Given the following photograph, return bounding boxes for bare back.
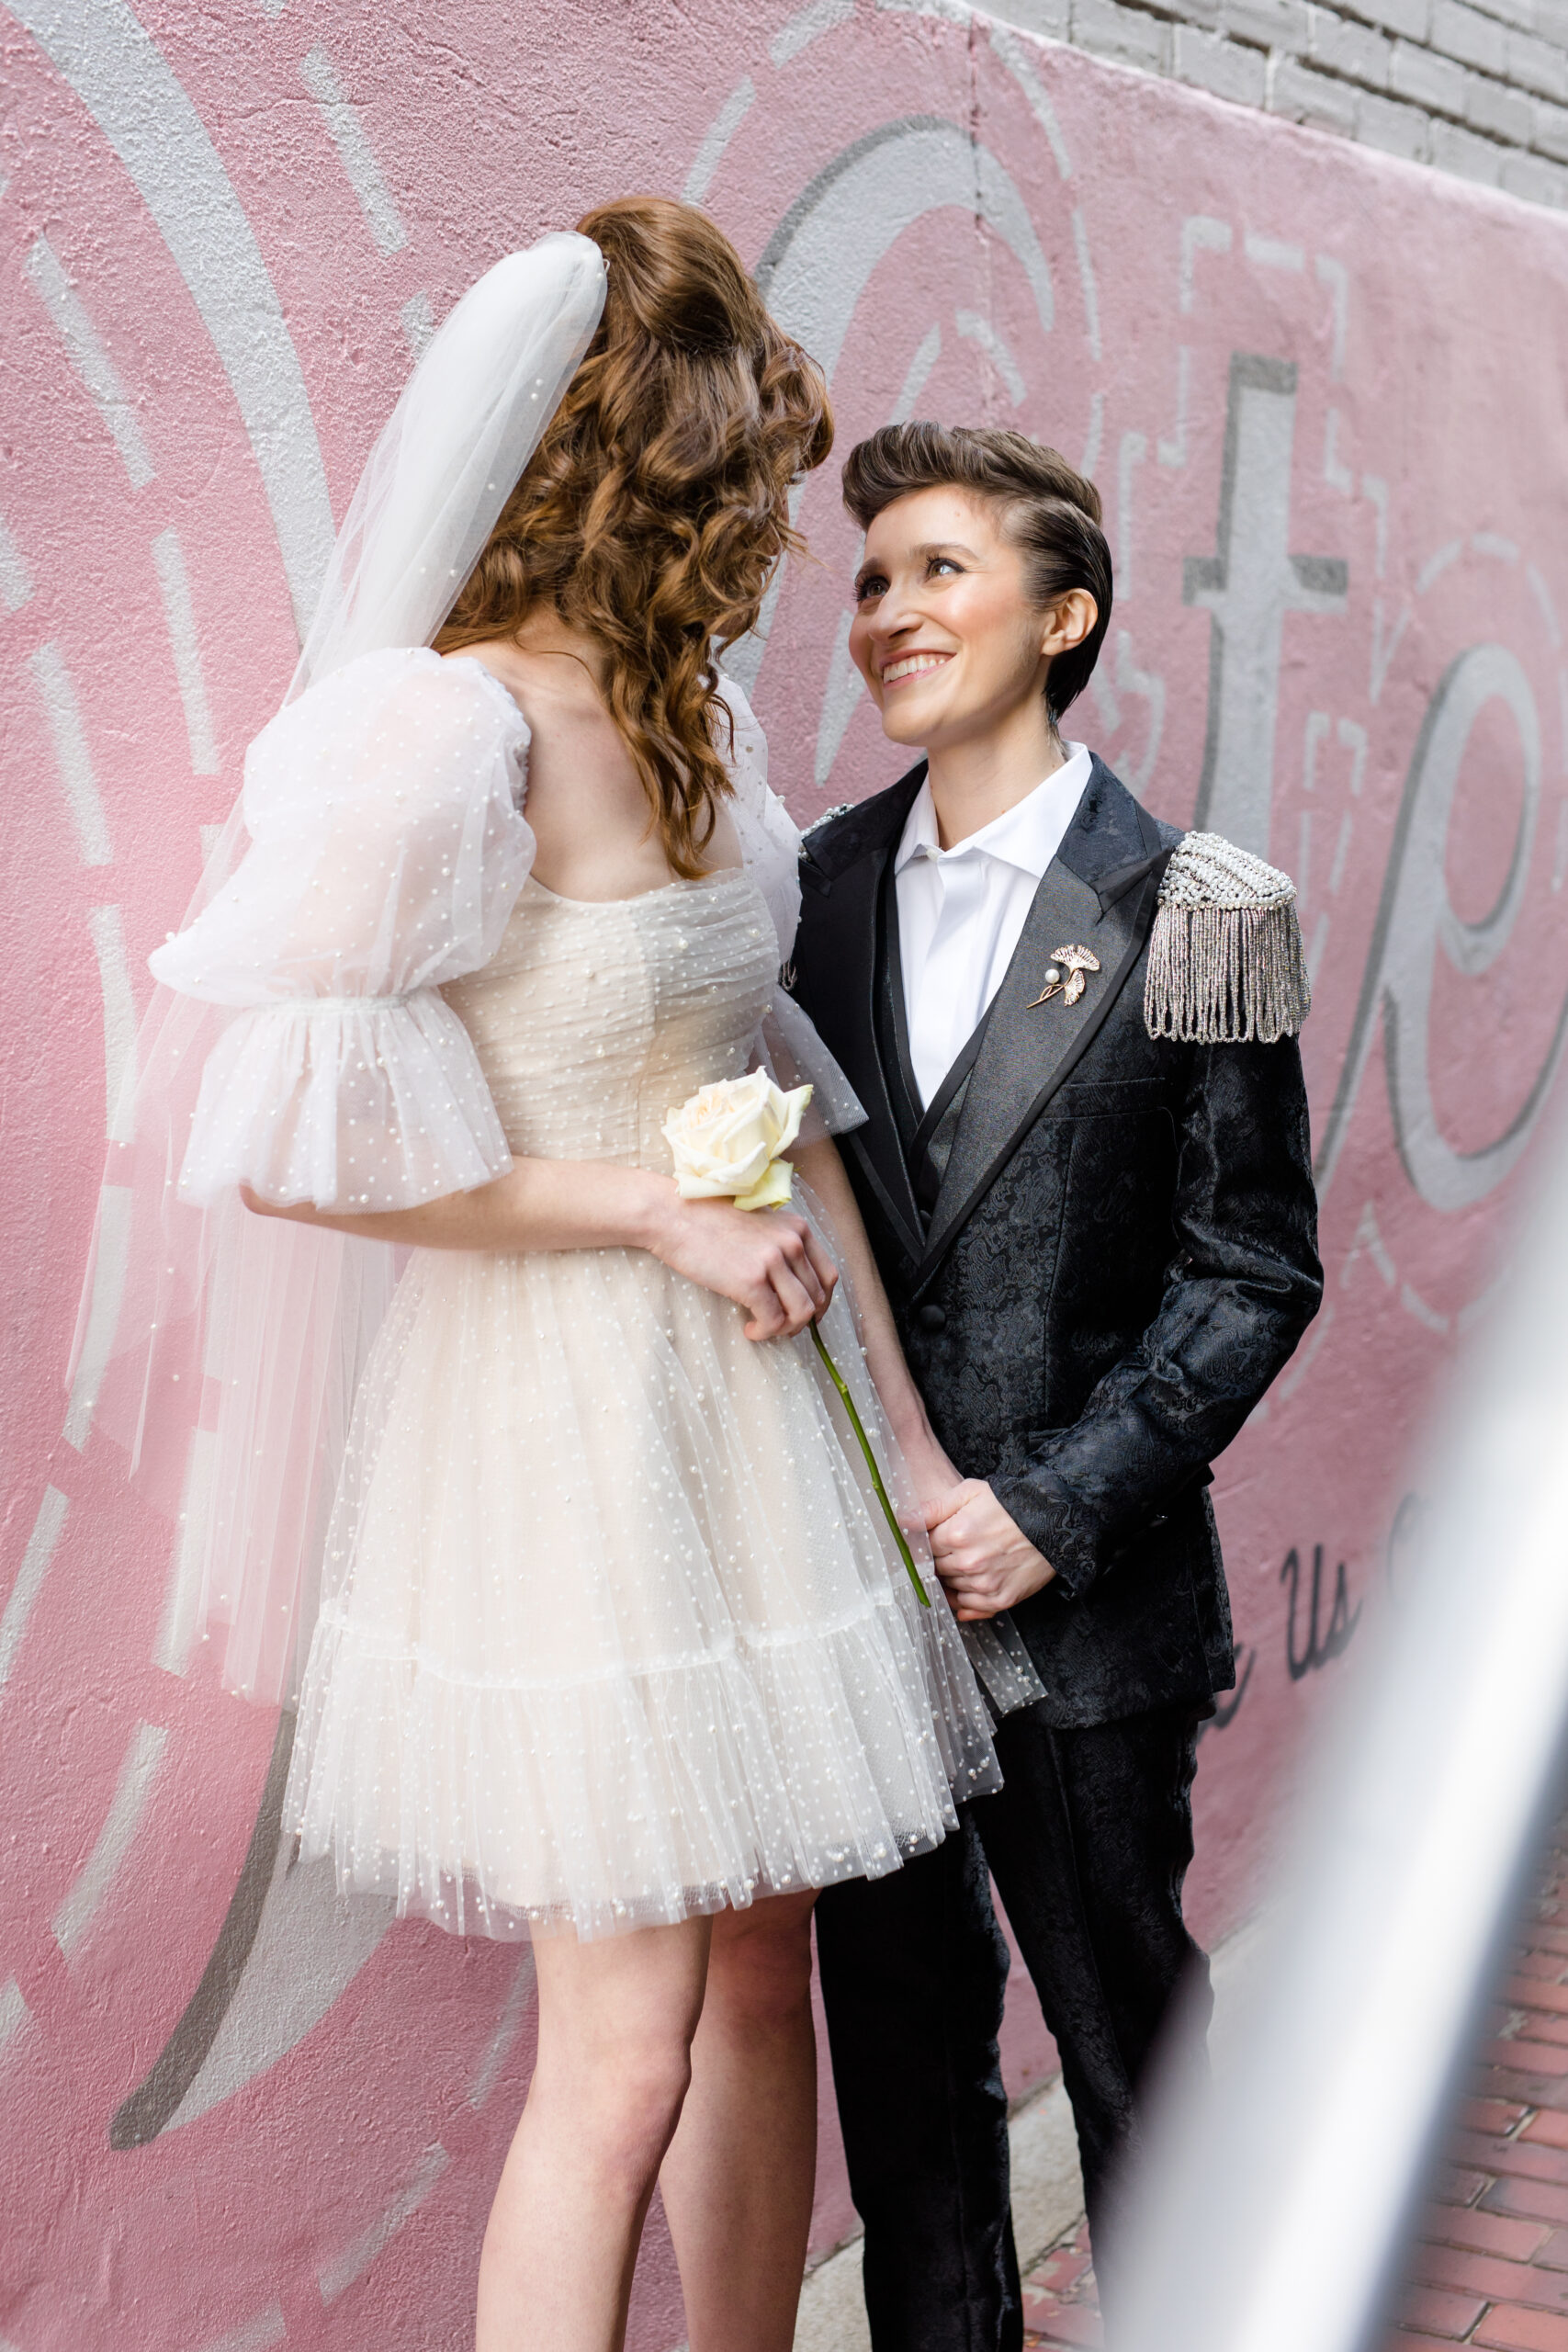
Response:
[453,635,742,902]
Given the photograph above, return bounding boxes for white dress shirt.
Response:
[895,744,1092,1108]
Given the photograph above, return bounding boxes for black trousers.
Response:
[816,1701,1209,2352]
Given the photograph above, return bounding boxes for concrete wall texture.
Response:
[2,2,1567,2346]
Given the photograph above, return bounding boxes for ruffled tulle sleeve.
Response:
[714,672,866,1140]
[151,648,533,1209]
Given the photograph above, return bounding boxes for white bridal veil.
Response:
[72,234,608,1705]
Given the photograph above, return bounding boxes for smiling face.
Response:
[848,484,1096,759]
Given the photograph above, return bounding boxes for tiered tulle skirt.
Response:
[285,1227,1000,1939]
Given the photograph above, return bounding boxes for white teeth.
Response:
[882,653,950,684]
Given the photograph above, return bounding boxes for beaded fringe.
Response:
[1144,831,1312,1045]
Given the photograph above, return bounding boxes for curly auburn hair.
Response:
[434,197,833,876]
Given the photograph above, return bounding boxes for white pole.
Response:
[1115,1103,1568,2352]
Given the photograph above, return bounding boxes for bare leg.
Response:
[659,1889,819,2352]
[476,1915,711,2352]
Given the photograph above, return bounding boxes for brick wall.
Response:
[987,0,1568,205]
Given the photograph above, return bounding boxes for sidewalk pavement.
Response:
[1020,1836,1568,2352]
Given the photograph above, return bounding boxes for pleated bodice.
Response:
[444,870,774,1170]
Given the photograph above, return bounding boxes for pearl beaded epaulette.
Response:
[1145,830,1312,1045]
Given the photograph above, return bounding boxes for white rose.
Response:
[662,1070,813,1212]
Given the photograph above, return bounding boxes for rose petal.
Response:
[734,1159,795,1212]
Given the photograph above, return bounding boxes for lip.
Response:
[878,650,953,690]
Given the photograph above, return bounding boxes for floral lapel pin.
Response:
[1027,944,1100,1010]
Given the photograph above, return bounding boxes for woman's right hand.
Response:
[239,1159,839,1338]
[647,1191,839,1340]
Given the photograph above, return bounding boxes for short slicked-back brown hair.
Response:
[842,422,1111,718]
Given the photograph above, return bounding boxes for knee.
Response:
[611,2045,694,2169]
[547,2031,694,2184]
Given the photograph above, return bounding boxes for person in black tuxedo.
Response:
[793,424,1323,2349]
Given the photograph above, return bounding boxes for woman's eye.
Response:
[929,556,961,579]
[855,576,886,603]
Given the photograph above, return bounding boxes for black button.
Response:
[917,1304,947,1332]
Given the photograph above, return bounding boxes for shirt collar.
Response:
[894,743,1092,877]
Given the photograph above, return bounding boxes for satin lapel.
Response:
[917,781,1162,1283]
[808,796,926,1266]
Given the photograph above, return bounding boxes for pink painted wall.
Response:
[3,2,1567,2345]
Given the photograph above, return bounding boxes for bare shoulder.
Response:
[444,642,634,784]
[450,645,659,895]
[442,640,598,729]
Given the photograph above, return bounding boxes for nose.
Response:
[864,591,919,650]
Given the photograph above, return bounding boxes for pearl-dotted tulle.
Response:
[151,650,861,1210]
[284,872,1002,1939]
[151,649,536,1209]
[105,645,998,1914]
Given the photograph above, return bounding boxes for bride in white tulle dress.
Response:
[86,199,1043,2352]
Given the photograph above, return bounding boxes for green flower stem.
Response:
[808,1322,931,1609]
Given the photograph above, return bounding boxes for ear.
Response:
[1041,588,1099,658]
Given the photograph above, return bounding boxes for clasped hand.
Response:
[649,1190,1055,1615]
[922,1480,1055,1622]
[649,1194,837,1340]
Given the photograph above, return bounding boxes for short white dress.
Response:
[153,647,1003,1940]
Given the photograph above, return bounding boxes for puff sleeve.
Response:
[151,649,534,1210]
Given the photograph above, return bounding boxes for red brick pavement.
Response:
[1021,2215,1102,2350]
[1020,1838,1568,2352]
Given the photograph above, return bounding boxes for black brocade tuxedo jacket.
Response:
[791,756,1324,1730]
